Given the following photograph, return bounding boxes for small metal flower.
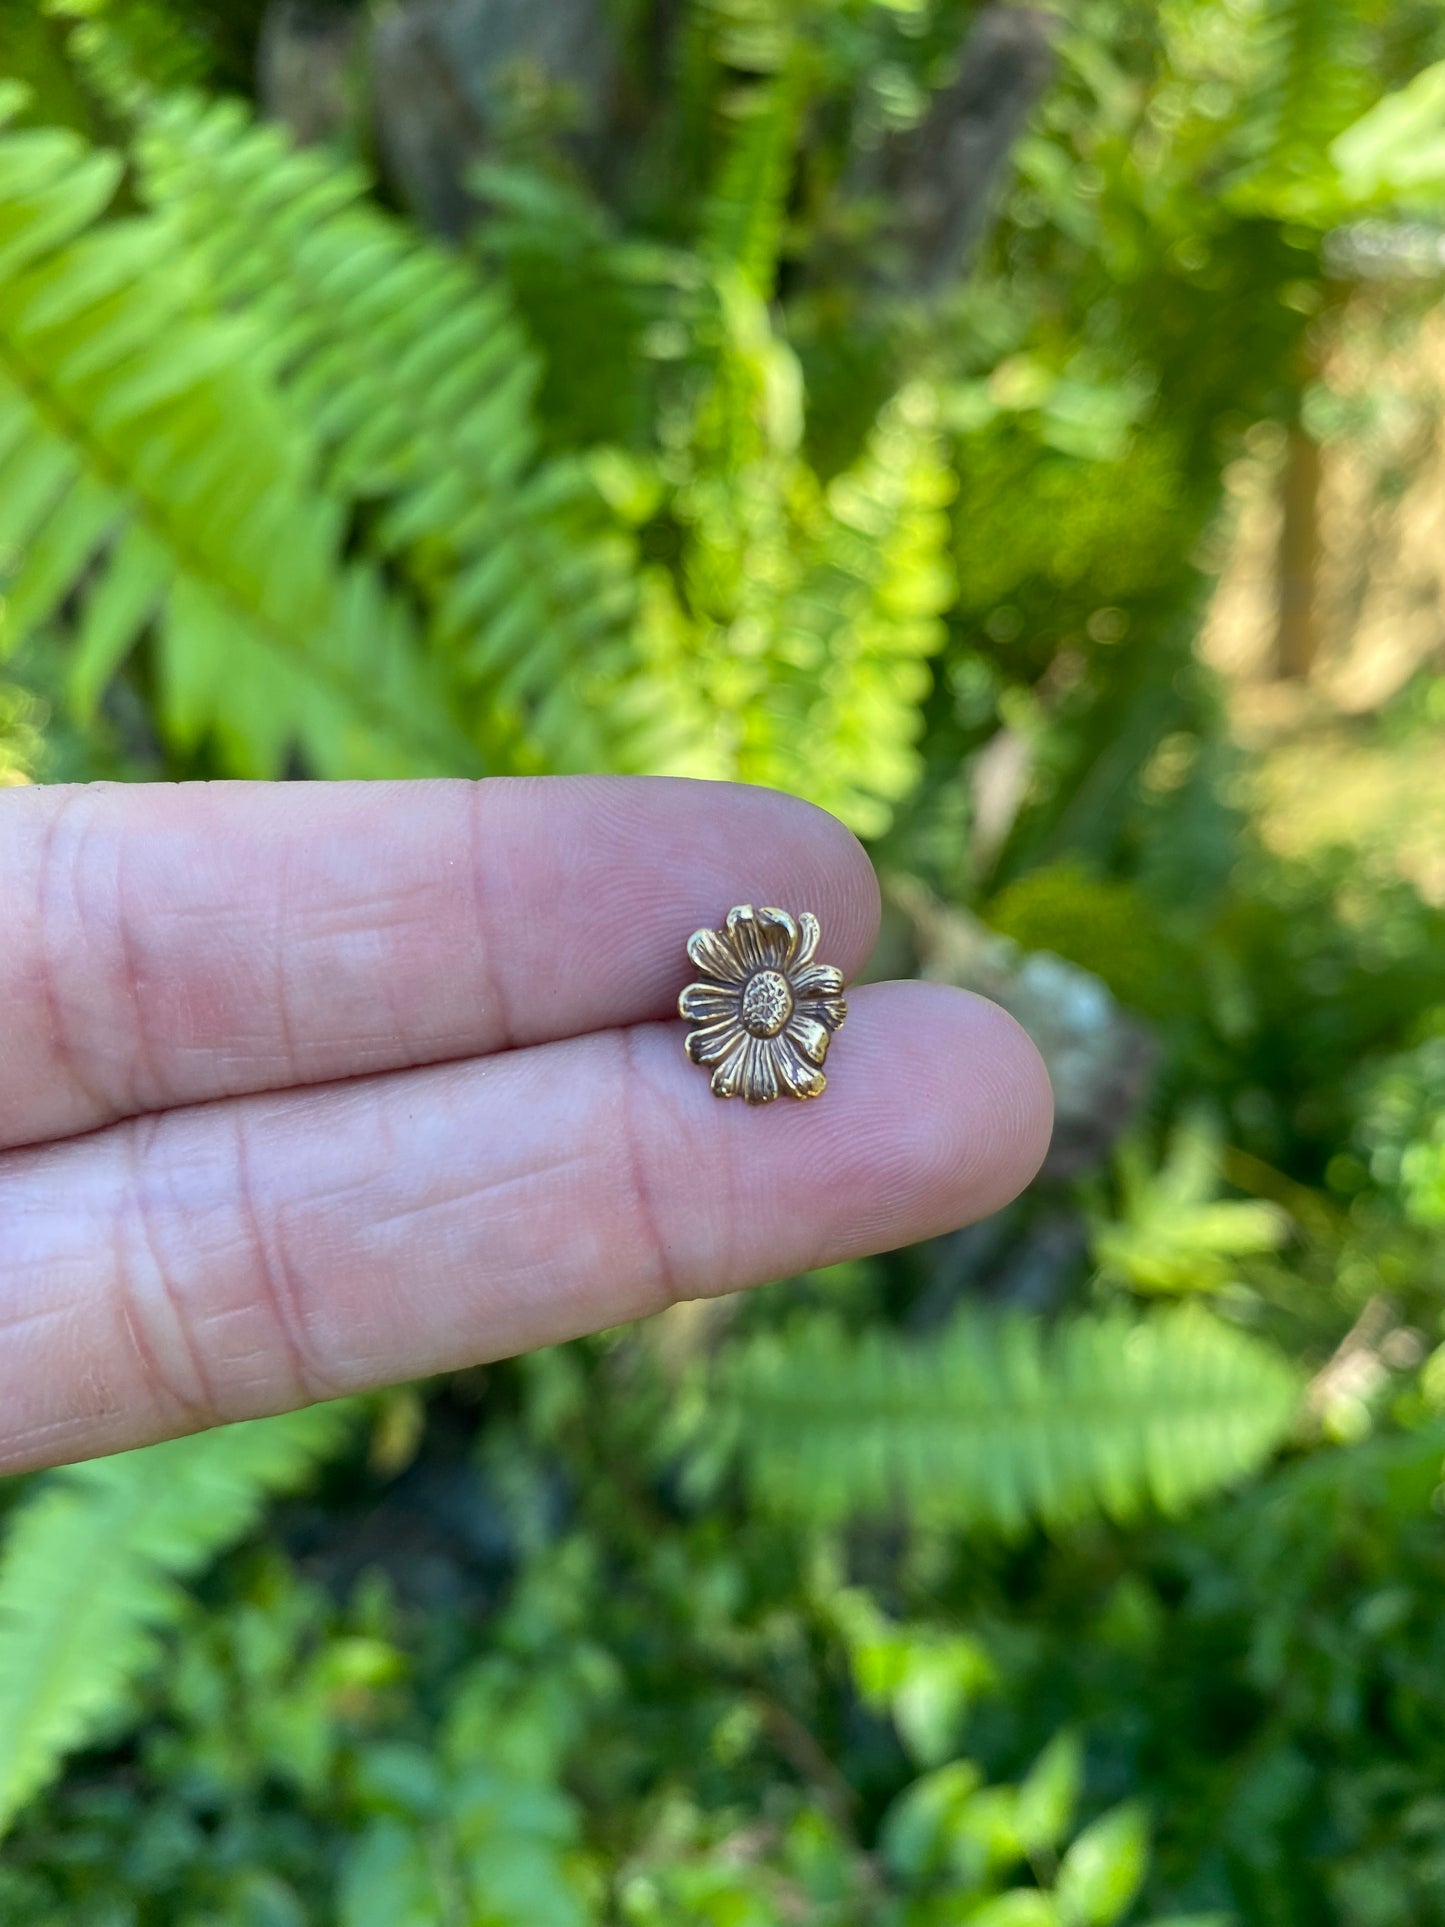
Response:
[679,905,848,1103]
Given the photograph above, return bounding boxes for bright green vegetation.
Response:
[3,2,1445,1921]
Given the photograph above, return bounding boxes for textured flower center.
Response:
[740,969,793,1038]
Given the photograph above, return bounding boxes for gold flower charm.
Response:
[680,905,848,1103]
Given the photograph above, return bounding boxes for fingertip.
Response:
[641,979,1056,1298]
[781,790,883,958]
[939,990,1055,1217]
[805,982,1053,1252]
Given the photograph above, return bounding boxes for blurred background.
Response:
[2,1,1445,1921]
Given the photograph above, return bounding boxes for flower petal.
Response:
[687,926,747,983]
[786,1012,831,1066]
[710,1033,751,1097]
[791,961,844,1001]
[687,1020,744,1067]
[774,1034,827,1099]
[724,905,773,971]
[679,982,740,1024]
[756,906,800,965]
[792,912,821,970]
[742,1037,780,1104]
[796,992,847,1034]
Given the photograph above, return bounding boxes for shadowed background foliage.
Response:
[2,1,1445,1921]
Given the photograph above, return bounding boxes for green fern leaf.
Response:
[1092,1118,1290,1296]
[1223,0,1375,218]
[701,70,805,299]
[780,381,956,835]
[0,109,474,778]
[719,1306,1300,1533]
[127,90,641,774]
[1330,59,1445,210]
[652,378,954,836]
[0,1402,357,1834]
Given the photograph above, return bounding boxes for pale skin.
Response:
[0,777,1054,1476]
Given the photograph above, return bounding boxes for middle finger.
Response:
[2,774,880,1149]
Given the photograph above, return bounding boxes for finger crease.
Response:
[34,789,112,1121]
[231,1108,333,1405]
[617,1028,683,1313]
[114,1117,217,1428]
[467,781,516,1054]
[113,834,163,1114]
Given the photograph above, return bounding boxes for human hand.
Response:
[1,778,1052,1474]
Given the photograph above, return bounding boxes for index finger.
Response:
[0,777,880,1150]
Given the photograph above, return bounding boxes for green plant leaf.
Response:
[0,1403,357,1833]
[1331,60,1445,207]
[879,1759,985,1883]
[968,1895,1061,1927]
[1056,1802,1149,1927]
[127,88,640,776]
[1092,1119,1290,1297]
[719,1306,1301,1533]
[0,114,474,776]
[1017,1729,1085,1857]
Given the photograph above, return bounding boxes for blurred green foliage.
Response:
[3,0,1445,1921]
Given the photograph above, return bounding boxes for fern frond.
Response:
[689,0,795,85]
[128,90,642,773]
[1330,59,1445,211]
[0,98,472,777]
[779,381,956,836]
[701,71,804,299]
[1092,1118,1290,1296]
[655,379,955,837]
[1224,0,1375,218]
[0,1402,357,1833]
[471,161,690,450]
[718,1306,1300,1533]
